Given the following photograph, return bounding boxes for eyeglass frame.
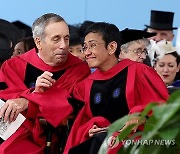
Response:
[128,48,148,56]
[82,41,105,52]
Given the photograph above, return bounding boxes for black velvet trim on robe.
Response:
[0,82,8,90]
[90,68,129,123]
[69,132,107,154]
[24,63,65,88]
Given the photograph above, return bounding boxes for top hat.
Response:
[120,28,156,45]
[145,10,177,30]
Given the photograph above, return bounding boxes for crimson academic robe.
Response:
[0,48,90,154]
[64,59,169,154]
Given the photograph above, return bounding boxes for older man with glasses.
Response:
[119,28,156,63]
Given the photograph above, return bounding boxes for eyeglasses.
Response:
[82,42,104,52]
[129,48,148,56]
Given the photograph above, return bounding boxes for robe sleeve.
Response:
[64,109,110,154]
[126,64,169,113]
[64,78,111,154]
[0,59,28,99]
[72,80,86,101]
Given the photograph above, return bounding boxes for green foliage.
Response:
[99,90,180,154]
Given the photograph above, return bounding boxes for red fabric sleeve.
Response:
[127,64,169,113]
[64,110,110,154]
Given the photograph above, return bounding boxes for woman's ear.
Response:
[108,41,117,55]
[176,63,180,73]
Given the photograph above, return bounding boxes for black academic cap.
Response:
[0,19,22,61]
[0,33,12,61]
[12,20,32,37]
[68,25,83,46]
[69,32,82,46]
[79,20,95,38]
[0,19,22,44]
[120,28,156,45]
[145,10,177,30]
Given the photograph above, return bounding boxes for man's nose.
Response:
[58,40,67,49]
[153,34,162,42]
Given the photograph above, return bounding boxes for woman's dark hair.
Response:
[16,36,36,52]
[161,51,180,81]
[167,51,180,80]
[23,37,36,51]
[168,51,180,65]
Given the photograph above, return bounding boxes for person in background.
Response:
[145,10,177,42]
[12,20,33,38]
[144,10,178,67]
[119,28,156,63]
[68,25,84,61]
[0,13,90,153]
[11,36,36,57]
[152,40,180,93]
[0,19,22,67]
[64,22,169,154]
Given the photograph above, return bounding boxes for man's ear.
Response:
[108,41,117,55]
[34,37,42,50]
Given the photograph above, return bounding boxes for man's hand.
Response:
[34,71,56,92]
[0,98,28,123]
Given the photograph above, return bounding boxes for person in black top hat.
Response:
[145,10,177,42]
[119,28,156,63]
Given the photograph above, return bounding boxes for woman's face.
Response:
[12,41,25,57]
[154,54,180,85]
[83,32,117,71]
